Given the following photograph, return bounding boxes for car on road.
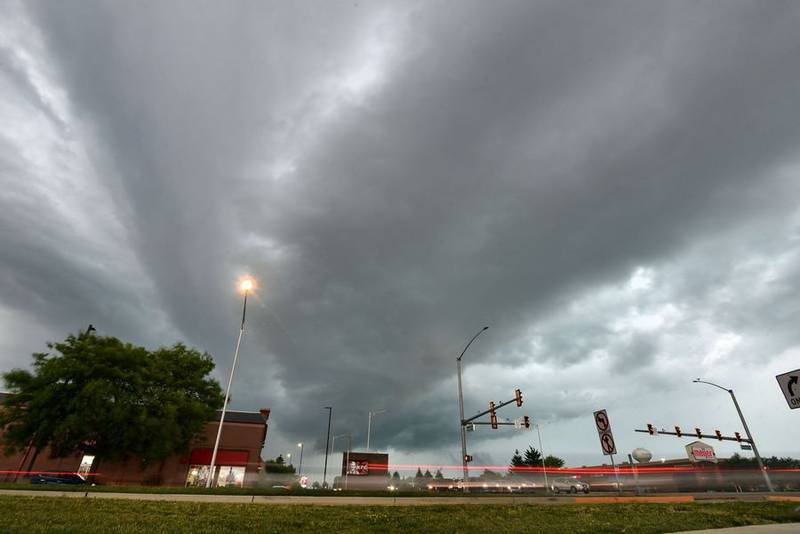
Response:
[30,473,87,485]
[551,477,590,494]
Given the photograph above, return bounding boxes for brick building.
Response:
[0,392,270,487]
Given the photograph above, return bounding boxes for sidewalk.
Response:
[673,524,800,533]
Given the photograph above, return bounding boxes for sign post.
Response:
[776,369,800,410]
[593,409,621,494]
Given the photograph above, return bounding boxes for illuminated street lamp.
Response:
[206,276,255,488]
[296,443,304,475]
[692,378,774,492]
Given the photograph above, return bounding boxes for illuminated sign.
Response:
[685,441,717,463]
[347,460,369,476]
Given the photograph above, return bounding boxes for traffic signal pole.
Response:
[457,356,469,493]
[729,389,774,492]
[456,327,489,494]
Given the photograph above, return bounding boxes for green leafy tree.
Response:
[423,469,433,478]
[434,469,444,479]
[392,471,401,481]
[509,448,525,472]
[0,332,223,471]
[523,446,542,467]
[543,455,565,468]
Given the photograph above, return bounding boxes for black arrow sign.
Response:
[789,375,798,397]
[595,411,609,431]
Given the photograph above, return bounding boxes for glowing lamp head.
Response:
[238,277,255,293]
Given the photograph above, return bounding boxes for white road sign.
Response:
[776,369,800,410]
[593,409,617,456]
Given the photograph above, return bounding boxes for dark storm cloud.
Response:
[2,0,800,466]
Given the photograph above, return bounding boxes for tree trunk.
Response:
[25,445,41,475]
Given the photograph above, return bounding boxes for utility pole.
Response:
[323,406,332,489]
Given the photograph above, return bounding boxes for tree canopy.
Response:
[510,446,565,472]
[0,332,223,467]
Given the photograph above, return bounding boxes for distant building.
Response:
[0,392,270,487]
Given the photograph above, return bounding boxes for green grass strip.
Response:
[0,495,798,533]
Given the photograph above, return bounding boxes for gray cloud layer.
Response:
[2,1,800,475]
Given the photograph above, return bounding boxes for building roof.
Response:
[214,409,270,425]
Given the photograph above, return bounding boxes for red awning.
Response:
[189,448,250,466]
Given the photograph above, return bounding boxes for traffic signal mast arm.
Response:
[634,427,752,444]
[470,421,518,426]
[462,396,519,425]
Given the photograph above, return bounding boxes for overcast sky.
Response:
[2,0,800,482]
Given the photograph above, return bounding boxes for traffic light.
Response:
[647,423,655,435]
[489,401,498,429]
[514,388,523,407]
[522,415,530,429]
[695,428,702,439]
[734,432,742,443]
[715,429,723,441]
[674,426,682,437]
[464,455,473,463]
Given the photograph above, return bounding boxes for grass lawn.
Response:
[0,496,798,533]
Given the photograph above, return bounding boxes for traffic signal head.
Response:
[489,401,496,416]
[523,415,530,429]
[490,413,498,429]
[647,423,655,435]
[695,427,702,439]
[715,429,722,441]
[464,455,473,463]
[515,388,523,407]
[674,426,682,437]
[734,432,742,443]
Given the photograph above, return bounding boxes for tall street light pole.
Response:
[323,406,333,489]
[693,379,774,492]
[297,443,304,475]
[457,325,489,494]
[206,277,254,488]
[366,409,387,452]
[535,422,549,493]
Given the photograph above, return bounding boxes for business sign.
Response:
[775,369,800,410]
[685,441,717,463]
[593,409,617,456]
[347,460,369,475]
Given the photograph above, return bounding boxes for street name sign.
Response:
[775,368,800,410]
[593,409,617,456]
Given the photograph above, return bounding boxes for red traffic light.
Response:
[514,388,523,407]
[647,424,655,435]
[734,432,742,443]
[523,415,530,429]
[715,430,723,441]
[464,455,473,463]
[674,426,682,437]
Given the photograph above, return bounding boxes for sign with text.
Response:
[776,369,800,410]
[593,409,617,456]
[686,441,717,463]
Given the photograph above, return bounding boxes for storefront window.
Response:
[185,465,211,487]
[217,466,245,488]
[185,465,245,488]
